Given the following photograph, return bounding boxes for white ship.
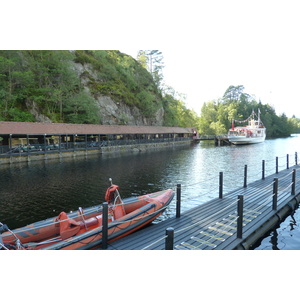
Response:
[228,110,266,145]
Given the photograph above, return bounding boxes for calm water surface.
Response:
[0,136,299,249]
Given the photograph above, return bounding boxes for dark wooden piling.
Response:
[219,172,223,199]
[262,160,265,180]
[292,169,296,195]
[176,184,181,218]
[237,195,244,239]
[102,202,108,249]
[244,165,248,188]
[272,178,278,211]
[165,227,174,250]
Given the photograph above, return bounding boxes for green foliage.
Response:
[162,90,199,128]
[0,50,165,123]
[63,91,100,124]
[198,85,300,137]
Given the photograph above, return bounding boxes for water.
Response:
[0,136,299,249]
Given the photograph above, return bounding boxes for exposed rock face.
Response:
[95,95,164,125]
[72,62,164,126]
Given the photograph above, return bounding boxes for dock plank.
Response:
[105,165,300,250]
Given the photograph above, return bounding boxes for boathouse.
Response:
[0,121,198,163]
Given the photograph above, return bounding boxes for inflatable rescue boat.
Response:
[0,180,174,250]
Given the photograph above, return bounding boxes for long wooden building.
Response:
[0,121,198,158]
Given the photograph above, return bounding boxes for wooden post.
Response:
[165,227,174,250]
[44,134,47,153]
[244,165,247,188]
[58,134,61,152]
[219,172,223,199]
[262,160,265,180]
[296,152,298,165]
[276,157,279,174]
[102,202,108,249]
[9,134,12,151]
[287,154,289,169]
[237,195,244,239]
[292,169,296,195]
[272,178,278,211]
[176,184,181,218]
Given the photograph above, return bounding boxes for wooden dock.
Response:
[198,135,231,146]
[105,157,300,250]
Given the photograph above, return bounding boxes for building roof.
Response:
[0,121,195,136]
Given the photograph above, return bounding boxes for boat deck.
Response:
[104,164,300,250]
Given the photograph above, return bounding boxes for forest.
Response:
[198,85,300,138]
[0,50,198,127]
[0,50,299,137]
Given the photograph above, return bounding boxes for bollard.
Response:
[244,165,247,188]
[262,160,265,180]
[165,227,174,250]
[176,184,181,218]
[272,178,278,211]
[276,157,279,174]
[219,172,223,199]
[237,195,244,239]
[292,169,296,195]
[102,202,108,249]
[287,154,289,169]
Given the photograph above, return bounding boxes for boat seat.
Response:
[113,203,126,219]
[57,212,81,240]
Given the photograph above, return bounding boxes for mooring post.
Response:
[287,154,289,169]
[292,169,296,195]
[165,227,174,250]
[244,165,247,188]
[276,157,279,174]
[237,195,244,239]
[272,178,278,211]
[102,202,108,249]
[219,172,223,199]
[296,152,298,165]
[176,184,181,218]
[262,160,265,180]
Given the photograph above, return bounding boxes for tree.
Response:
[137,50,164,89]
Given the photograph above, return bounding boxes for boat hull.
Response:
[1,189,174,250]
[228,135,266,145]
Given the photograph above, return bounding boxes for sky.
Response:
[118,0,300,117]
[2,0,300,119]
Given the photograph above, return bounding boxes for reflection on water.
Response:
[254,204,300,250]
[0,136,300,249]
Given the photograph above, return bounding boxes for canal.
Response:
[0,136,299,249]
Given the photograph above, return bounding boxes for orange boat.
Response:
[0,181,174,250]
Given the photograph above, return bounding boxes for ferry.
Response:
[228,110,266,145]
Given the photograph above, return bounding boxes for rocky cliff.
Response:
[71,59,164,126]
[0,50,165,126]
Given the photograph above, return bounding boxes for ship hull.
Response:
[228,135,266,145]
